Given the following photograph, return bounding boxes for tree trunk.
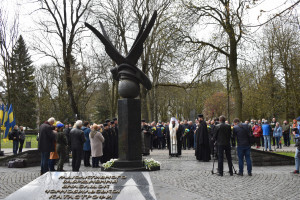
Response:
[140,87,149,122]
[64,61,80,119]
[229,41,242,120]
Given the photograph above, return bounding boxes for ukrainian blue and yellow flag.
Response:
[3,104,15,140]
[0,104,4,126]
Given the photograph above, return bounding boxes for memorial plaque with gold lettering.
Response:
[5,172,157,200]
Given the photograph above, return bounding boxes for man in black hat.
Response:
[105,119,111,127]
[100,123,112,163]
[195,114,211,162]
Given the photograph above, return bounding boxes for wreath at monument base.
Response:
[102,158,160,171]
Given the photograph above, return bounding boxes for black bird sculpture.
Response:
[85,10,157,98]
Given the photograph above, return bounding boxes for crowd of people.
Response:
[38,118,118,175]
[36,115,300,175]
[141,115,300,175]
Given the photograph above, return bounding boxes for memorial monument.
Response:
[85,11,157,170]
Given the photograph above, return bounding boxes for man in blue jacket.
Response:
[262,120,272,151]
[233,118,252,176]
[82,121,91,167]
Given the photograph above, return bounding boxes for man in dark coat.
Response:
[213,115,233,176]
[11,125,21,155]
[70,120,86,172]
[141,120,151,156]
[177,120,184,156]
[195,114,211,162]
[113,118,119,158]
[111,121,118,158]
[38,117,56,175]
[101,123,112,163]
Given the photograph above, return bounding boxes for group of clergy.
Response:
[140,114,212,161]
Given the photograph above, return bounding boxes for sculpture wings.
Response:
[85,10,157,90]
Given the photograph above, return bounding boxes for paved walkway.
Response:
[0,149,299,200]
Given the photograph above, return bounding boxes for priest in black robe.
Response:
[195,114,211,162]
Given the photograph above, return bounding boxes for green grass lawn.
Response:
[275,152,295,157]
[0,135,38,148]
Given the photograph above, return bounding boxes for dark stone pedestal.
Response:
[114,98,143,170]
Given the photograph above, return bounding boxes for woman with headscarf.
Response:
[167,117,181,157]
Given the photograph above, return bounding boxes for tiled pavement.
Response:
[0,149,299,200]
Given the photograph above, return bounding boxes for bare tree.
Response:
[182,0,249,119]
[0,5,19,104]
[33,0,93,119]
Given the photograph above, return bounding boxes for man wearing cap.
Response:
[101,123,112,163]
[195,114,211,162]
[141,120,151,156]
[56,123,68,171]
[105,119,111,127]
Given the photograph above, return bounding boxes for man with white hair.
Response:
[38,117,56,175]
[70,120,86,171]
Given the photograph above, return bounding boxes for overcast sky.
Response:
[2,0,300,67]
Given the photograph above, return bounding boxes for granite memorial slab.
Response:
[5,171,157,200]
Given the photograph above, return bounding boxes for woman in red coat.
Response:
[252,123,262,148]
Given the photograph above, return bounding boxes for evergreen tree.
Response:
[10,35,37,128]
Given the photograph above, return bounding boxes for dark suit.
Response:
[70,127,86,171]
[38,122,55,174]
[213,122,233,175]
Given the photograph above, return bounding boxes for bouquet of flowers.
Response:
[144,158,160,170]
[102,159,118,170]
[183,128,189,136]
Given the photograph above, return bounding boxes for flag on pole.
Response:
[0,104,4,126]
[4,104,15,139]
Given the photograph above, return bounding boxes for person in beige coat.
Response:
[89,124,105,168]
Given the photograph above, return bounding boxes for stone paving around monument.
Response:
[0,149,299,200]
